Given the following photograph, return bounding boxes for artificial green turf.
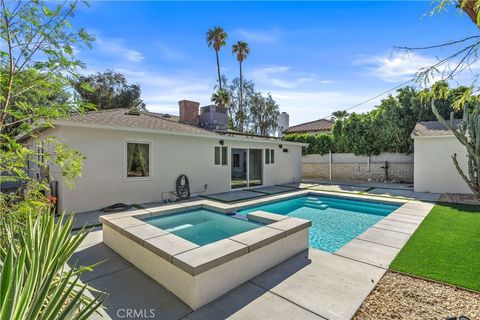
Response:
[390,202,480,292]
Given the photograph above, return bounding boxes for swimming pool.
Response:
[238,195,399,252]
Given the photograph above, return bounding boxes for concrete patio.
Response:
[70,190,435,320]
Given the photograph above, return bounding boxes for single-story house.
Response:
[283,118,333,135]
[20,100,305,213]
[412,120,471,194]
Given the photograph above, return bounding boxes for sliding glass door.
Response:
[230,148,263,189]
[248,149,263,187]
[231,148,247,189]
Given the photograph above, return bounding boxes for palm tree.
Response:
[232,41,250,131]
[332,110,349,121]
[206,27,228,90]
[211,89,230,107]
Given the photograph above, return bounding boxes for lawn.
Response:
[390,202,480,292]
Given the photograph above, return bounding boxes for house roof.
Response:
[66,108,216,136]
[31,108,307,146]
[283,118,333,134]
[411,120,460,137]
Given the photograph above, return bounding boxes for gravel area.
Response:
[439,193,480,205]
[354,271,480,320]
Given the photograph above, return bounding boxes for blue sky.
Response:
[73,1,478,125]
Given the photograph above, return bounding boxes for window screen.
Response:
[214,146,221,165]
[221,146,228,165]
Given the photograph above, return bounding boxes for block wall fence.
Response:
[302,152,414,183]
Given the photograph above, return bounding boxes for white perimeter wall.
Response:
[414,136,471,194]
[50,126,302,213]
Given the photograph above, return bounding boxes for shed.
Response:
[412,120,471,194]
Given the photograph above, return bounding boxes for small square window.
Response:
[270,149,275,164]
[283,148,289,153]
[126,142,150,178]
[265,148,270,164]
[214,146,221,165]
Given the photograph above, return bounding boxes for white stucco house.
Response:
[412,120,471,194]
[21,100,305,213]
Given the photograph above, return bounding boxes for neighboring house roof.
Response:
[283,118,333,134]
[411,120,461,137]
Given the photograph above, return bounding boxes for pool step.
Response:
[304,199,393,216]
[306,197,398,211]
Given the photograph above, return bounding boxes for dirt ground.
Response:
[353,271,480,320]
[439,193,480,205]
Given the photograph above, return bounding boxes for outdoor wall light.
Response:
[279,144,283,149]
[219,140,224,145]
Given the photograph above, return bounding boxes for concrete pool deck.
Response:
[70,189,435,319]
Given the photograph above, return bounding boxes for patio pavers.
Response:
[200,190,264,203]
[280,182,318,189]
[366,188,414,198]
[411,192,441,202]
[251,249,386,320]
[71,241,132,282]
[88,263,192,320]
[372,220,420,234]
[356,227,411,249]
[335,239,401,269]
[308,184,370,193]
[249,185,297,194]
[183,282,322,320]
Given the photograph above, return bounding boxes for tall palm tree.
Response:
[232,41,250,131]
[206,27,228,90]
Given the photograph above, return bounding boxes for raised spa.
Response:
[100,207,310,310]
[143,209,261,245]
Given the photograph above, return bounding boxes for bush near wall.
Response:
[284,133,333,155]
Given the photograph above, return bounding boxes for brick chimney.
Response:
[178,100,200,125]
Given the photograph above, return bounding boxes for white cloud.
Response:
[96,37,144,62]
[232,27,281,43]
[248,65,332,89]
[353,52,438,83]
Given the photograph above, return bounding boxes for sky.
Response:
[72,1,479,125]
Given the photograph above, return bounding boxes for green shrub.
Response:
[0,210,105,319]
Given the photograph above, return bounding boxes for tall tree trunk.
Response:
[216,50,222,91]
[239,61,243,132]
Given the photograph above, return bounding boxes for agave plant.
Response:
[0,210,105,319]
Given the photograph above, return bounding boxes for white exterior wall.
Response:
[50,126,302,213]
[414,135,471,194]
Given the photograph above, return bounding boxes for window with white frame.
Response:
[126,142,151,178]
[270,149,275,164]
[265,148,270,164]
[214,146,228,165]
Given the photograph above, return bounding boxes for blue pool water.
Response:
[238,195,399,252]
[144,209,261,246]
